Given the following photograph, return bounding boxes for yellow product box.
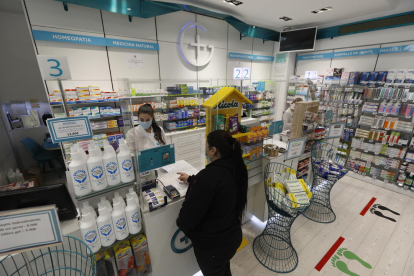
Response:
[107,120,118,128]
[287,192,310,208]
[273,182,287,194]
[298,179,310,193]
[68,109,74,117]
[130,234,152,276]
[113,241,136,276]
[282,167,296,176]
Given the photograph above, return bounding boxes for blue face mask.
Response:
[205,148,212,163]
[139,121,152,130]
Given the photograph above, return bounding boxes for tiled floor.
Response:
[230,175,414,276]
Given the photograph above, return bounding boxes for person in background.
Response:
[126,104,167,152]
[176,130,248,276]
[283,97,303,131]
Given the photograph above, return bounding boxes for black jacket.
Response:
[176,158,241,249]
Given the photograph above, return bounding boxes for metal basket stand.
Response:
[302,140,348,223]
[253,162,311,273]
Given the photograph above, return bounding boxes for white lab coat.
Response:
[283,108,294,131]
[126,125,167,152]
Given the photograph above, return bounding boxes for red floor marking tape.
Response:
[315,236,345,272]
[360,197,377,216]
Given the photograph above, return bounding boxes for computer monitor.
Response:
[279,27,317,53]
[0,183,77,221]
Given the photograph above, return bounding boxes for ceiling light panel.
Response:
[312,6,333,14]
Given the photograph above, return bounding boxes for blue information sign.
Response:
[46,116,93,143]
[228,52,274,61]
[138,144,176,172]
[269,120,284,135]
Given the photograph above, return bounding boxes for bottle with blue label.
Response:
[125,193,142,234]
[79,207,101,253]
[87,143,108,191]
[69,149,92,196]
[117,138,135,183]
[96,202,116,247]
[102,140,121,186]
[111,197,129,240]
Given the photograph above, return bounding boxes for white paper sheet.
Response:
[158,160,199,197]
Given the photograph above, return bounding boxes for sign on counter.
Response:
[269,120,284,135]
[327,123,345,138]
[138,144,176,172]
[47,116,93,143]
[285,137,306,160]
[0,205,63,255]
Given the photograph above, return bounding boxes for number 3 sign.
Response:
[37,55,71,80]
[233,67,251,80]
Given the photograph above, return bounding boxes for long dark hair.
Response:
[207,130,248,223]
[138,104,165,146]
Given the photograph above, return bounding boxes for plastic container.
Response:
[68,149,92,196]
[7,168,16,183]
[87,143,108,191]
[125,193,142,234]
[103,140,122,186]
[128,187,140,207]
[100,196,113,213]
[113,192,126,209]
[117,138,135,183]
[111,197,129,240]
[96,202,116,247]
[15,169,24,182]
[82,201,97,219]
[79,207,101,253]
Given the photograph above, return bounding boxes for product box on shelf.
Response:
[368,72,379,85]
[376,71,388,85]
[405,69,414,84]
[348,72,360,85]
[395,69,408,83]
[82,107,92,116]
[130,234,152,276]
[114,241,136,276]
[49,90,62,103]
[386,69,398,83]
[65,89,78,102]
[359,72,371,84]
[94,249,118,276]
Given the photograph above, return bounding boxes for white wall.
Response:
[24,0,275,94]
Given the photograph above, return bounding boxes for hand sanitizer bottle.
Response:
[69,149,92,196]
[111,197,129,240]
[96,202,116,247]
[103,140,121,186]
[87,143,108,191]
[79,207,101,253]
[125,193,142,234]
[117,138,135,183]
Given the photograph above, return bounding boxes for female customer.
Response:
[126,104,167,152]
[176,130,248,276]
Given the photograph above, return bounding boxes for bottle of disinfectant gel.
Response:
[69,149,92,197]
[125,193,142,234]
[87,143,108,191]
[117,138,135,183]
[96,202,116,247]
[103,140,121,186]
[111,197,129,240]
[80,207,101,253]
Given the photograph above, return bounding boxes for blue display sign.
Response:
[32,30,159,51]
[106,38,159,50]
[269,120,284,135]
[325,110,333,123]
[297,44,414,60]
[228,52,274,61]
[137,144,176,172]
[46,116,93,143]
[32,30,107,46]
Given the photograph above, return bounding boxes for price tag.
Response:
[373,112,378,115]
[406,116,412,119]
[383,113,388,116]
[364,150,369,153]
[46,116,92,143]
[36,55,71,80]
[389,143,395,146]
[382,141,387,144]
[374,97,380,100]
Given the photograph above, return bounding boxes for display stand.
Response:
[253,162,311,273]
[303,139,348,223]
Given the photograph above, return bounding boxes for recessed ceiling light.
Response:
[280,16,293,21]
[223,0,243,6]
[127,8,132,10]
[312,6,333,14]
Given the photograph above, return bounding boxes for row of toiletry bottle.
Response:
[80,189,141,253]
[69,138,134,197]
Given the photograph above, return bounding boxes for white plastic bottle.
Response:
[100,196,113,213]
[111,197,129,240]
[125,193,142,234]
[69,149,92,196]
[7,168,16,183]
[103,140,121,186]
[87,144,108,191]
[82,201,97,220]
[117,138,135,183]
[96,202,116,247]
[113,192,126,209]
[128,187,140,207]
[79,207,101,253]
[15,169,24,182]
[75,143,88,161]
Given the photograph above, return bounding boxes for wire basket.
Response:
[0,235,96,276]
[303,139,349,223]
[253,162,311,273]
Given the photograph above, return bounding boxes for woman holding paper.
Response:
[126,104,167,152]
[176,130,248,276]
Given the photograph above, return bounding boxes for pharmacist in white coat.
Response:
[126,104,167,152]
[283,98,303,132]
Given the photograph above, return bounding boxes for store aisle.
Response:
[232,175,414,276]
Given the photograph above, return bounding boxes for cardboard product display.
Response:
[290,101,320,139]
